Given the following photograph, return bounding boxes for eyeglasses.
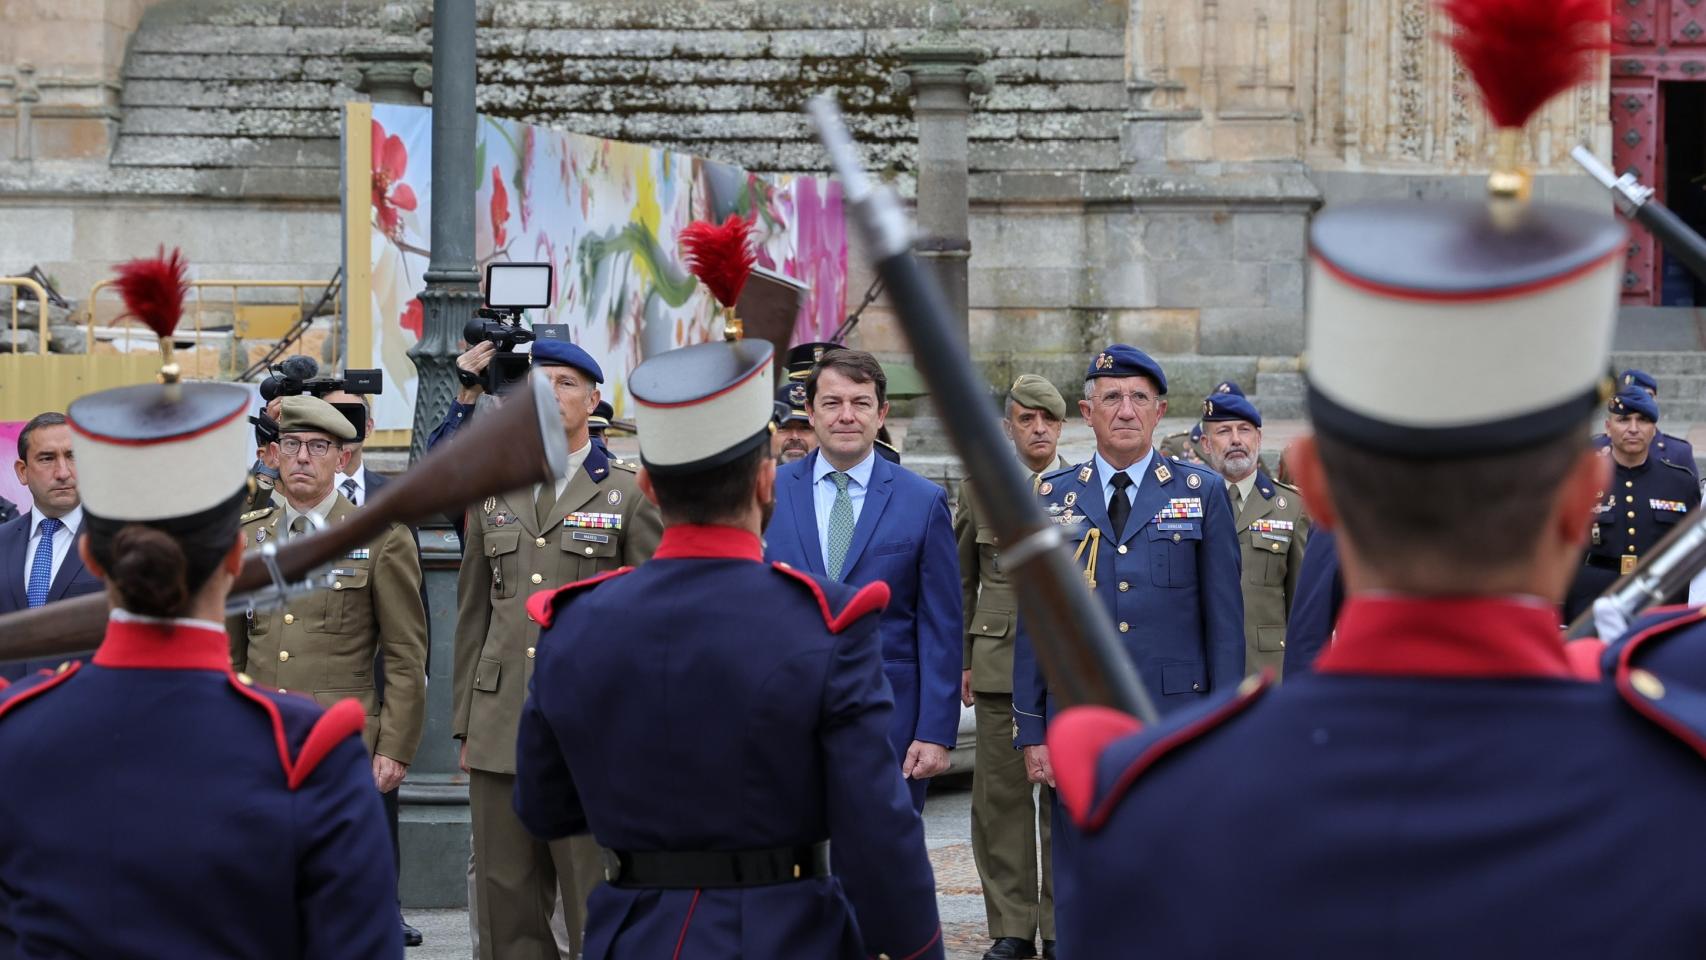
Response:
[1096,391,1156,411]
[279,438,338,458]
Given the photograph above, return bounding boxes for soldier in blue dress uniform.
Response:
[1009,343,1243,956]
[1590,369,1696,478]
[1564,388,1701,622]
[513,339,943,960]
[1033,66,1706,949]
[0,309,398,956]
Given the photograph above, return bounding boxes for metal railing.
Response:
[83,278,342,378]
[1,275,50,353]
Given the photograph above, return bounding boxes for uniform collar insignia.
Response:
[1154,462,1172,485]
[1077,464,1093,484]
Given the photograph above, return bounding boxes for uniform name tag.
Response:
[1259,532,1290,544]
[1650,499,1688,513]
[1249,519,1294,533]
[1156,522,1194,531]
[1153,498,1204,521]
[345,549,369,560]
[570,531,611,543]
[564,512,623,530]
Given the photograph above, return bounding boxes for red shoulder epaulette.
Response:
[525,567,633,629]
[0,662,82,721]
[1611,605,1706,761]
[1048,673,1271,831]
[771,563,890,633]
[225,676,367,790]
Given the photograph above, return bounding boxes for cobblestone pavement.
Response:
[404,778,996,960]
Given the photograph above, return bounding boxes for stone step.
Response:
[1610,351,1706,376]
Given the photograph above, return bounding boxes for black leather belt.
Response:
[603,841,831,889]
[1585,554,1636,573]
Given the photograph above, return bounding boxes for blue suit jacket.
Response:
[514,533,944,960]
[764,451,963,758]
[0,510,106,681]
[1281,528,1343,677]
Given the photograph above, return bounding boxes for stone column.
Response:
[889,0,990,456]
[343,2,433,109]
[396,0,480,909]
[409,0,482,466]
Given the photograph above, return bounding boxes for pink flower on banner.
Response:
[490,166,510,249]
[371,120,416,242]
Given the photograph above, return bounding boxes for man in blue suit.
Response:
[1,412,104,682]
[1280,528,1343,677]
[1010,345,1244,956]
[765,348,962,810]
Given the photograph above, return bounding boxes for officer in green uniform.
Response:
[1199,391,1309,680]
[954,374,1067,960]
[453,339,662,960]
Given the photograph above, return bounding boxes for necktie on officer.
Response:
[826,472,855,580]
[25,516,61,608]
[287,515,309,540]
[1230,482,1244,518]
[341,477,359,507]
[1109,472,1133,540]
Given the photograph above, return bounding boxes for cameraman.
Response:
[426,341,499,452]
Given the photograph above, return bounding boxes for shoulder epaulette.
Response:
[0,661,82,721]
[1605,605,1706,761]
[525,567,633,629]
[771,562,890,633]
[240,505,276,524]
[1048,674,1270,832]
[1656,457,1695,475]
[1042,462,1081,483]
[1272,478,1302,494]
[608,458,637,474]
[224,676,366,789]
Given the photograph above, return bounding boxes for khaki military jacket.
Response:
[955,456,1068,694]
[1232,470,1309,680]
[453,444,661,774]
[227,494,429,764]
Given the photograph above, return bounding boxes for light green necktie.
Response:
[826,472,855,580]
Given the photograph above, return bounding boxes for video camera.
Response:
[462,262,568,395]
[257,355,384,443]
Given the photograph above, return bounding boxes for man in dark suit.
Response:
[0,496,17,524]
[764,348,962,811]
[1,412,105,681]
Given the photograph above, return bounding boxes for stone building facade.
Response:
[0,0,1623,418]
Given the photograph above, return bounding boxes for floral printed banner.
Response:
[349,103,848,435]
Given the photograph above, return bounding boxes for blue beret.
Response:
[1212,380,1246,397]
[1609,388,1659,422]
[531,339,603,382]
[1620,369,1659,395]
[1201,392,1262,428]
[1086,343,1167,394]
[1188,422,1203,442]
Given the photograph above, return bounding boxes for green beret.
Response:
[277,395,356,441]
[1007,373,1066,421]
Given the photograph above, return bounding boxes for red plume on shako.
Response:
[112,246,191,388]
[678,214,757,340]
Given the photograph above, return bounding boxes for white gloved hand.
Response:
[1592,596,1630,644]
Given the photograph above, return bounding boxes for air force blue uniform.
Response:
[0,616,400,958]
[513,526,944,960]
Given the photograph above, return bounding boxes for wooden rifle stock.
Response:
[0,370,569,665]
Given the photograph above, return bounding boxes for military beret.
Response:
[1189,422,1203,442]
[1620,369,1659,395]
[1213,380,1246,397]
[1086,343,1168,394]
[532,339,604,382]
[1201,392,1262,428]
[1008,373,1067,420]
[276,395,357,440]
[1610,388,1659,422]
[775,380,809,424]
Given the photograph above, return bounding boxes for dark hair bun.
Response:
[107,525,190,617]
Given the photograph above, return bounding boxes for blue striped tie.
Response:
[26,517,61,608]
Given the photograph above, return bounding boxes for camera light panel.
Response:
[486,262,554,310]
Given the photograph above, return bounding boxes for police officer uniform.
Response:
[1589,369,1696,478]
[1200,392,1310,679]
[1564,389,1700,622]
[513,339,943,960]
[955,374,1064,959]
[454,339,662,960]
[0,307,397,956]
[588,399,614,455]
[1037,86,1706,951]
[1010,344,1244,954]
[228,398,429,764]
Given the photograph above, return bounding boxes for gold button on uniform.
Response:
[536,537,547,547]
[236,672,253,685]
[530,573,543,584]
[278,651,290,662]
[526,646,536,659]
[1629,528,1637,535]
[283,613,295,625]
[1630,668,1666,700]
[583,547,594,555]
[1626,480,1634,488]
[1118,545,1128,555]
[1626,496,1634,503]
[1118,581,1129,592]
[1627,511,1636,519]
[1118,622,1129,633]
[333,581,344,591]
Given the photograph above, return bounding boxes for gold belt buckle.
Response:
[1621,554,1638,575]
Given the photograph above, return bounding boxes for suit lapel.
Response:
[1121,457,1176,546]
[789,453,826,575]
[839,455,895,577]
[46,528,86,602]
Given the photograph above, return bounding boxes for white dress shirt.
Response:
[22,505,82,591]
[336,468,368,507]
[812,447,878,572]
